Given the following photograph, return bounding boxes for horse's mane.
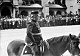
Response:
[46,35,69,44]
[46,35,77,45]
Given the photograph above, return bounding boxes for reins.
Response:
[70,40,73,55]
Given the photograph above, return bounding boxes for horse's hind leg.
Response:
[7,48,16,56]
[7,50,16,56]
[8,53,16,56]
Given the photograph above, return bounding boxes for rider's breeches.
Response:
[33,35,43,45]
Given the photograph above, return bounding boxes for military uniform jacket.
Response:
[27,21,41,34]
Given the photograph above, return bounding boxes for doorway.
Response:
[1,6,11,17]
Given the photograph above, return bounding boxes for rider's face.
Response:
[32,14,38,21]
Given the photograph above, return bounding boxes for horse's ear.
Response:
[69,34,71,37]
[69,34,73,40]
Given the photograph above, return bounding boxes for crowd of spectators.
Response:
[0,15,80,30]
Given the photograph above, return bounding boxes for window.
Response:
[22,0,41,5]
[77,0,80,3]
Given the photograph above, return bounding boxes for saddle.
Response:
[32,40,44,56]
[27,40,44,56]
[22,40,50,56]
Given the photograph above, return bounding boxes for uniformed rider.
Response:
[25,11,43,46]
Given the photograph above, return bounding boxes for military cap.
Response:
[31,11,38,14]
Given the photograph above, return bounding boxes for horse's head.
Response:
[69,34,80,56]
[46,34,80,56]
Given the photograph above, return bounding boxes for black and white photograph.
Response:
[0,0,80,56]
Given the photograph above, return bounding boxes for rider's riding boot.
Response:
[35,46,41,56]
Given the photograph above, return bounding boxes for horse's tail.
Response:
[7,40,25,56]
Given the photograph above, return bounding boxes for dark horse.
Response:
[7,34,80,56]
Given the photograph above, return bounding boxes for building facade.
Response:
[66,0,80,15]
[0,0,79,18]
[42,0,67,17]
[0,0,42,18]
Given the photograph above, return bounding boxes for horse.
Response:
[7,34,80,56]
[43,34,80,56]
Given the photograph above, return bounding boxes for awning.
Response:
[30,4,42,8]
[17,4,43,8]
[45,4,65,9]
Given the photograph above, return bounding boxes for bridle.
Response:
[70,40,74,54]
[63,37,73,53]
[63,35,79,55]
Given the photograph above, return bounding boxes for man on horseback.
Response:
[25,11,43,56]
